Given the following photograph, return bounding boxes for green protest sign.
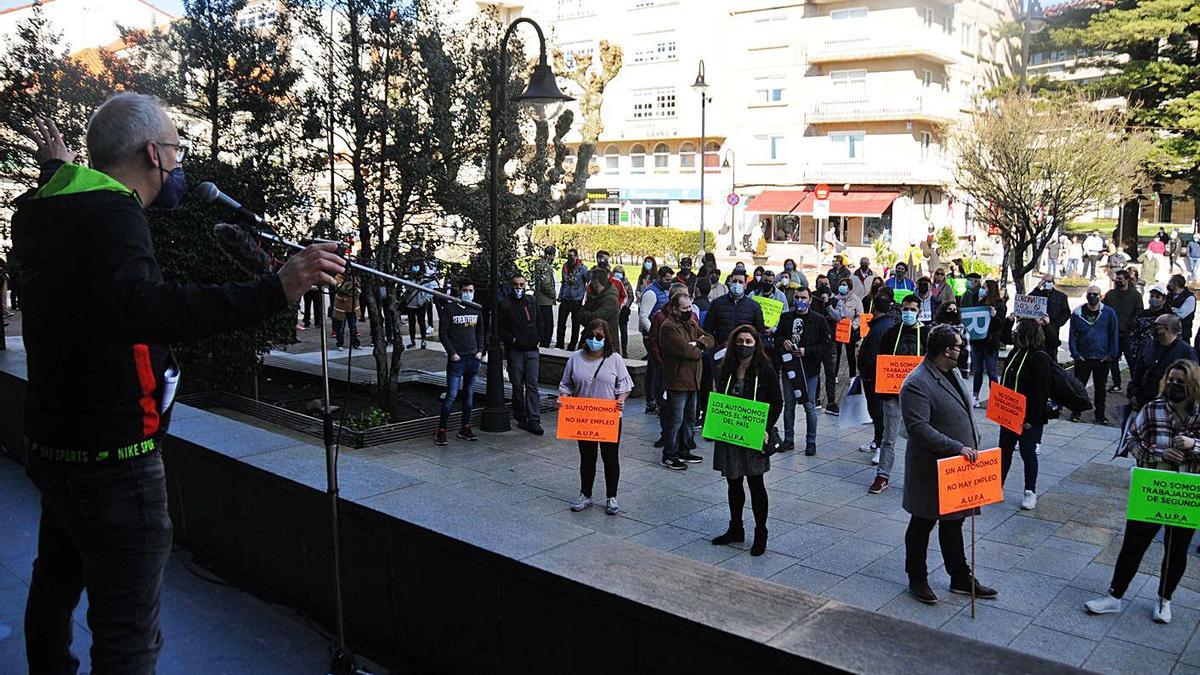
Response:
[752,295,785,329]
[702,392,770,451]
[1126,467,1200,530]
[892,288,913,302]
[949,277,967,296]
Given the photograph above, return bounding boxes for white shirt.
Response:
[1083,235,1105,254]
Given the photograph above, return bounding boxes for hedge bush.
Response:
[532,225,715,264]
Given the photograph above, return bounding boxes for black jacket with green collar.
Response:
[11,161,287,460]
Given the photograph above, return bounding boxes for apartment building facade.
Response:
[473,0,1017,259]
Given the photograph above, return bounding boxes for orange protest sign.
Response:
[985,383,1026,434]
[835,319,852,344]
[874,355,923,394]
[937,448,1004,515]
[556,397,621,443]
[860,313,873,337]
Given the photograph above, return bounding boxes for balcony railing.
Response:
[808,95,958,124]
[802,160,952,186]
[807,29,958,64]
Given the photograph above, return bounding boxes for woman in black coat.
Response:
[997,319,1053,511]
[710,323,783,556]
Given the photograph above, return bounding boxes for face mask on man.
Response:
[795,299,810,313]
[1150,296,1165,308]
[901,309,918,326]
[918,281,930,294]
[1086,293,1100,305]
[150,165,187,210]
[1043,281,1054,291]
[729,282,745,297]
[895,268,907,278]
[513,287,526,299]
[461,290,474,303]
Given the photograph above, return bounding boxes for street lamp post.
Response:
[692,60,710,253]
[722,149,736,253]
[1018,0,1047,93]
[481,18,574,434]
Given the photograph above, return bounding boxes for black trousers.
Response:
[865,390,884,446]
[579,439,620,499]
[302,288,320,327]
[1074,358,1110,419]
[821,341,838,405]
[556,299,581,350]
[1109,336,1135,386]
[999,424,1043,492]
[406,308,427,343]
[25,453,173,675]
[538,304,554,348]
[1109,519,1196,600]
[727,475,768,530]
[618,306,631,355]
[905,515,971,583]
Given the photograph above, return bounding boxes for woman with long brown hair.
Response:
[710,324,783,556]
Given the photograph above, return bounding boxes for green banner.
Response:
[892,288,913,302]
[949,277,967,296]
[702,392,770,452]
[752,295,785,329]
[1126,467,1200,530]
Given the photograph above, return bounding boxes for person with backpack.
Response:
[1086,359,1200,624]
[998,319,1054,511]
[1068,285,1120,425]
[556,248,589,350]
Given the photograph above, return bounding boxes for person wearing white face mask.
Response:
[868,296,930,495]
[826,278,864,385]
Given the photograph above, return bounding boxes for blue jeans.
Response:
[782,374,819,445]
[662,389,697,461]
[1190,256,1200,282]
[971,344,999,397]
[333,314,358,348]
[439,354,480,429]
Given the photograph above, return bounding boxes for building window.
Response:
[704,141,721,170]
[679,141,696,170]
[961,22,973,52]
[830,69,867,96]
[922,69,933,88]
[830,7,867,19]
[559,40,595,69]
[920,132,932,161]
[829,132,866,160]
[653,143,670,171]
[752,75,786,104]
[924,8,934,27]
[754,134,785,161]
[632,35,677,64]
[630,144,646,174]
[944,15,953,33]
[632,87,676,118]
[604,145,620,174]
[557,0,593,19]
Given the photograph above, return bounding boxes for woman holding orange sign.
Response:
[996,319,1053,511]
[559,319,633,516]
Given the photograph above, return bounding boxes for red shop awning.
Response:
[794,190,900,217]
[744,190,807,214]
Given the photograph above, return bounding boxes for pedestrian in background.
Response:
[1086,359,1200,624]
[612,264,634,357]
[1187,236,1200,283]
[1103,269,1143,393]
[711,324,783,557]
[579,268,621,346]
[402,261,433,349]
[638,265,675,414]
[532,245,557,348]
[1068,285,1119,425]
[560,319,633,516]
[556,248,588,350]
[498,273,543,436]
[998,319,1053,511]
[435,281,485,446]
[332,273,361,351]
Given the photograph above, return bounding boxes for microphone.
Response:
[196,181,265,226]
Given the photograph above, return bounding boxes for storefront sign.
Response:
[586,188,620,203]
[620,187,702,201]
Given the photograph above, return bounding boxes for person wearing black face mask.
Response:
[498,273,544,434]
[13,96,348,674]
[1129,313,1197,412]
[775,287,830,455]
[1087,360,1200,624]
[1068,285,1119,424]
[1030,273,1071,353]
[1104,270,1144,393]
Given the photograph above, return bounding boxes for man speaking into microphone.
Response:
[10,91,344,674]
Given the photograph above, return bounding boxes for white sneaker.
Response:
[859,441,877,453]
[1021,490,1038,510]
[605,497,619,515]
[1035,443,1041,456]
[1154,598,1172,624]
[871,448,880,466]
[1085,594,1122,615]
[973,397,985,409]
[570,494,592,512]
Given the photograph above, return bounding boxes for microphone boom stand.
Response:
[260,231,480,675]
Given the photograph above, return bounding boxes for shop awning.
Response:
[794,190,901,217]
[744,190,807,214]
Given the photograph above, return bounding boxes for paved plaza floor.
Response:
[351,398,1200,673]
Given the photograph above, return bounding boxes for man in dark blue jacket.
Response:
[1068,285,1119,424]
[702,269,767,347]
[1129,313,1198,411]
[774,287,830,455]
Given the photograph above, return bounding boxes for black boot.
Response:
[909,578,938,605]
[711,521,745,546]
[750,526,768,556]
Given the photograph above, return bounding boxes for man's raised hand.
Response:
[21,117,77,165]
